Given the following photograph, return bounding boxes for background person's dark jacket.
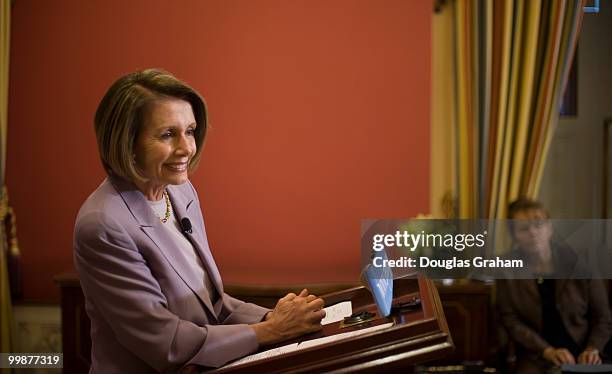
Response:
[497,244,611,354]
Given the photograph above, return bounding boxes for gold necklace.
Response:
[159,190,171,223]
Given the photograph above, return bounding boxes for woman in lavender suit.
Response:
[74,69,325,373]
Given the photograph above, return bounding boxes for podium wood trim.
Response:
[209,274,453,373]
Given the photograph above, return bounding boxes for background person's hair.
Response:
[94,69,208,182]
[507,197,550,219]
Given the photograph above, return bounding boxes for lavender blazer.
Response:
[74,177,269,373]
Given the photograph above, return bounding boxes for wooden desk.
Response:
[54,273,91,374]
[434,280,495,364]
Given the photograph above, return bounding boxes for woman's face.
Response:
[133,98,197,192]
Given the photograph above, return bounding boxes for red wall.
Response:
[8,0,431,302]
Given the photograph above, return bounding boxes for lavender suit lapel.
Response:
[141,223,217,319]
[113,178,217,318]
[168,185,224,298]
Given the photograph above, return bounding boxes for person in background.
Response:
[74,69,325,373]
[497,197,611,373]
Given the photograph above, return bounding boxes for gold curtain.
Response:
[1,0,15,362]
[433,0,584,219]
[431,0,457,218]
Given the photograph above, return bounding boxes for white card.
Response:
[321,301,353,325]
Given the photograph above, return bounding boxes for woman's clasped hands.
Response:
[252,289,326,345]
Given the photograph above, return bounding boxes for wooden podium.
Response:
[207,274,453,373]
[55,273,452,373]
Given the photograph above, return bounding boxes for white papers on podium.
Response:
[222,343,299,369]
[222,322,394,369]
[298,322,394,350]
[321,301,352,325]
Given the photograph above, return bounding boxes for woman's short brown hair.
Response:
[94,69,207,182]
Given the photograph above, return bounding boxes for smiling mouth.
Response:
[165,163,188,172]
